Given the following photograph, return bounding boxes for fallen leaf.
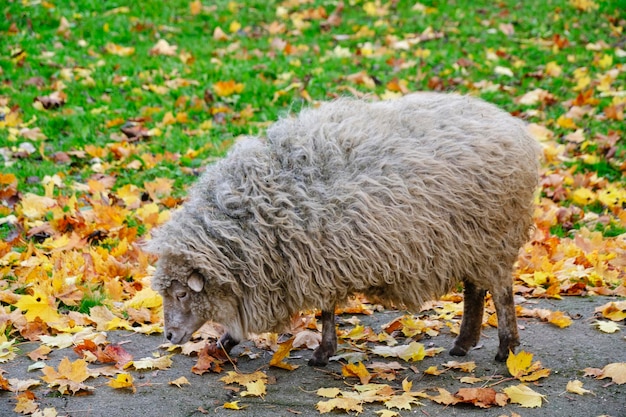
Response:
[566,379,593,395]
[597,362,626,384]
[41,357,95,394]
[241,380,266,397]
[593,320,621,333]
[169,376,190,388]
[342,362,372,385]
[269,338,299,371]
[503,384,545,408]
[108,373,135,392]
[223,401,247,410]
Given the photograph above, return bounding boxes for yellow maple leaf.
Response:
[342,362,372,384]
[507,351,551,381]
[547,311,572,328]
[596,301,626,321]
[316,398,363,414]
[223,401,247,410]
[566,380,593,395]
[14,290,62,324]
[384,392,421,410]
[213,80,244,97]
[269,338,299,370]
[108,373,135,392]
[423,365,444,376]
[375,410,399,417]
[220,370,268,386]
[503,384,545,408]
[241,380,266,397]
[317,387,341,398]
[571,188,596,206]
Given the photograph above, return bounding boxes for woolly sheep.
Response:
[146,92,540,366]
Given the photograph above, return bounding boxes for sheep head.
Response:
[152,254,244,345]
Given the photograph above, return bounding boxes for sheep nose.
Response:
[166,332,173,341]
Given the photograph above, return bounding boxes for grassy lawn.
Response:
[0,0,625,413]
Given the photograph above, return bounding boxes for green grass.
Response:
[1,0,625,234]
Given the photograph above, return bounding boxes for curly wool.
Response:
[148,92,540,337]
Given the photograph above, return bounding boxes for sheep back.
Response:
[148,92,540,336]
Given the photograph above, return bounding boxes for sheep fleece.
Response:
[148,93,540,353]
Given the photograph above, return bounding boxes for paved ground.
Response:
[1,296,625,417]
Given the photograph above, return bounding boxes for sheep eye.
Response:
[175,291,187,300]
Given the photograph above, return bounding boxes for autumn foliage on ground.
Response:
[0,0,625,415]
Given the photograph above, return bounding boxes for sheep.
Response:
[146,92,540,367]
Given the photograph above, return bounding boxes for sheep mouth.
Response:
[165,329,192,345]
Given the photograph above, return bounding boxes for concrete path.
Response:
[1,296,624,417]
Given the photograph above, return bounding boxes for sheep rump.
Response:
[147,92,540,366]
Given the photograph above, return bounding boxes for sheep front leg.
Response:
[218,332,240,353]
[492,286,520,362]
[308,309,337,367]
[450,281,487,357]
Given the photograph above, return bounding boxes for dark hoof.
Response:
[449,345,469,357]
[308,354,330,367]
[495,350,509,362]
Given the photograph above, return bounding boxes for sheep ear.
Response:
[188,273,204,292]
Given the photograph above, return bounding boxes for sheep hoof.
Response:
[308,357,329,367]
[495,350,509,362]
[449,345,469,357]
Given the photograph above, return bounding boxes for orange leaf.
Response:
[213,80,244,97]
[342,362,372,384]
[269,338,299,371]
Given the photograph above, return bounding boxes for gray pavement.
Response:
[1,296,625,417]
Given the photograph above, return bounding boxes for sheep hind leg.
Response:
[218,332,240,353]
[450,281,487,357]
[492,285,520,362]
[308,309,337,367]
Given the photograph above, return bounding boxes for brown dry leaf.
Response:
[14,391,39,414]
[191,344,224,375]
[456,387,508,408]
[34,91,67,110]
[428,387,460,405]
[443,360,477,373]
[41,357,95,394]
[189,0,202,15]
[27,345,52,361]
[169,376,190,388]
[269,338,299,371]
[597,362,626,384]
